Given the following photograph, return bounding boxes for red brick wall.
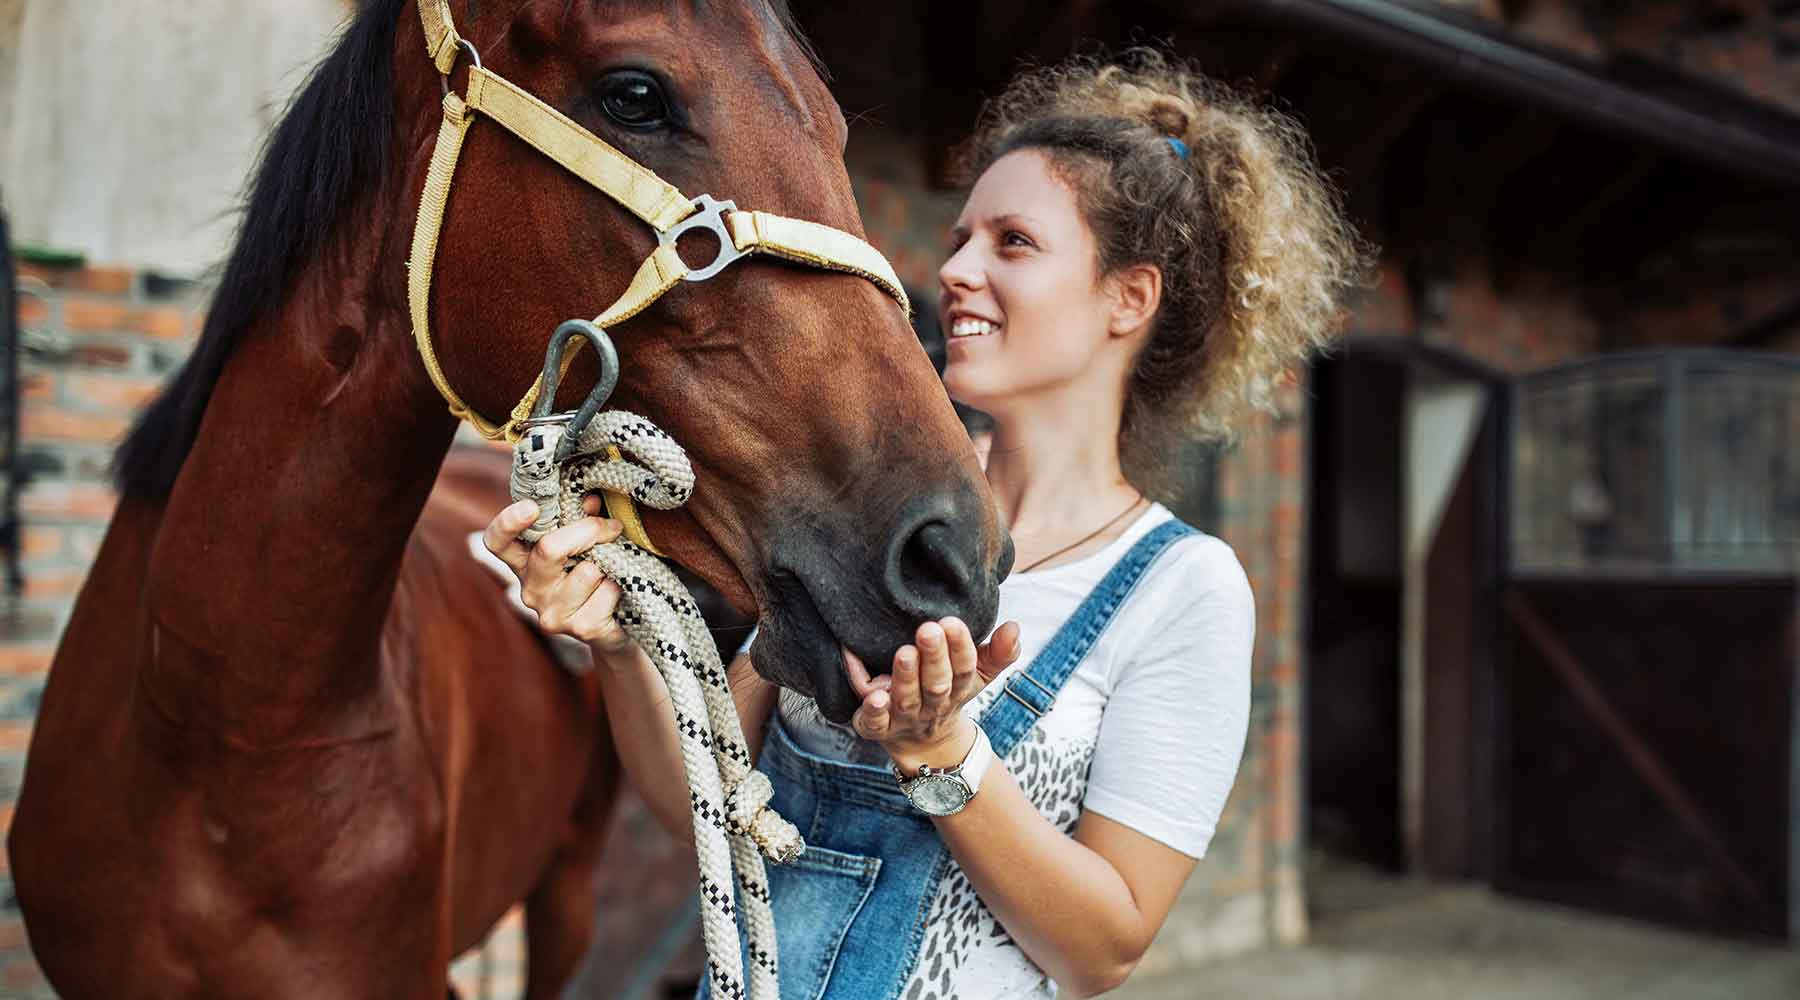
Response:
[3,260,205,995]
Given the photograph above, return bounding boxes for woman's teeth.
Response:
[950,318,999,339]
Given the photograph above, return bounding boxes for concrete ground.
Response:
[1114,861,1800,1000]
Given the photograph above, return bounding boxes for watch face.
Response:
[908,775,973,816]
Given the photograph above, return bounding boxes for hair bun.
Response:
[1145,98,1191,140]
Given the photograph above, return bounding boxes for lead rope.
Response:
[510,410,798,1000]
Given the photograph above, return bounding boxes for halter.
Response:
[408,0,909,551]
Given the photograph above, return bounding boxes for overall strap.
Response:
[979,519,1196,758]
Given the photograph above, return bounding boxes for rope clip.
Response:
[532,319,621,463]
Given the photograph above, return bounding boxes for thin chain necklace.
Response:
[1016,494,1147,574]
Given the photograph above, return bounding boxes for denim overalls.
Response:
[705,519,1195,1000]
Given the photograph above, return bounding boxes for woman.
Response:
[483,50,1363,999]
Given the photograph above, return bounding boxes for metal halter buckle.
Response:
[659,194,749,282]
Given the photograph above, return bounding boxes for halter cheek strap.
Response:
[406,1,909,549]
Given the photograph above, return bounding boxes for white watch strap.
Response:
[959,723,995,796]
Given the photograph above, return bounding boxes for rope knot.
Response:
[724,772,805,866]
[509,422,565,542]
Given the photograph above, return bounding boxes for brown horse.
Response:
[8,1,1007,997]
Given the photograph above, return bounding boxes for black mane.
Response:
[112,0,403,500]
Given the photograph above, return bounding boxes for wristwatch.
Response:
[893,725,994,817]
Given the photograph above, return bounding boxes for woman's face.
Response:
[938,149,1119,413]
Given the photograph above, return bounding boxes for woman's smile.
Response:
[948,315,1002,340]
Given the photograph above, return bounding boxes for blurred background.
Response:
[2,1,1797,997]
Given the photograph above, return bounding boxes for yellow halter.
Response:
[408,0,908,551]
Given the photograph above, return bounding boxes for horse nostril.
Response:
[899,520,972,608]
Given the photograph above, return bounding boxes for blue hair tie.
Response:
[1166,136,1190,160]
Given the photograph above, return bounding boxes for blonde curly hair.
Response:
[959,49,1371,489]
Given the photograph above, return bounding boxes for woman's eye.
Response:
[597,71,671,130]
[1002,230,1034,249]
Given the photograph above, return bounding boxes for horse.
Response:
[7,1,1009,997]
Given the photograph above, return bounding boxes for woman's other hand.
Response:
[480,497,634,654]
[849,617,1022,767]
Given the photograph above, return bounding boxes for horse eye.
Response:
[598,71,670,130]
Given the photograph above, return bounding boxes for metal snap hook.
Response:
[659,194,750,282]
[531,319,621,463]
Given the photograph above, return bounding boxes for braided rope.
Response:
[511,411,799,1000]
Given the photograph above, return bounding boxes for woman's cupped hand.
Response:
[848,617,1023,765]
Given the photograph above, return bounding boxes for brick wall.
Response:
[1,259,207,995]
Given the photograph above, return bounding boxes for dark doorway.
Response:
[1307,353,1406,869]
[1307,343,1504,876]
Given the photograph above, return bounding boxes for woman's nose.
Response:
[938,241,985,293]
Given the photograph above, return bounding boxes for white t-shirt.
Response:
[777,503,1255,999]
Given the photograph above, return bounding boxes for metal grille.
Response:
[1510,350,1799,577]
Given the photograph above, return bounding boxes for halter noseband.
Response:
[408,0,909,550]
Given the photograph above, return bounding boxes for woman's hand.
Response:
[481,497,635,654]
[849,617,1022,769]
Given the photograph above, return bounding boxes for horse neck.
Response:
[141,224,462,738]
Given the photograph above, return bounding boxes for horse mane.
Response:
[112,0,404,500]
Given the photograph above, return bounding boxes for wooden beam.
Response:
[919,0,995,188]
[1251,37,1306,92]
[1537,149,1661,268]
[1334,81,1439,190]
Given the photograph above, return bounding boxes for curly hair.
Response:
[959,49,1371,490]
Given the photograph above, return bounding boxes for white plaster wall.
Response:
[1,0,353,273]
[1399,374,1489,870]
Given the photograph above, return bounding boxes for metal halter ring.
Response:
[659,194,750,282]
[531,319,621,463]
[439,38,483,96]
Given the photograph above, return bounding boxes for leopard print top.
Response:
[897,679,1096,1000]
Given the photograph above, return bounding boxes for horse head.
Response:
[408,0,1011,722]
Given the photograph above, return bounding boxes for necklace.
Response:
[1016,494,1147,574]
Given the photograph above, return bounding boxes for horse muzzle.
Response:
[751,485,1011,724]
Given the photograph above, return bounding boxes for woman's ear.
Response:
[1107,264,1163,339]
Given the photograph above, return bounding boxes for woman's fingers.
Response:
[481,500,540,575]
[537,560,604,631]
[564,578,630,649]
[844,647,892,698]
[853,688,891,742]
[975,620,1023,683]
[521,517,622,607]
[915,621,955,718]
[940,617,983,704]
[890,644,922,717]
